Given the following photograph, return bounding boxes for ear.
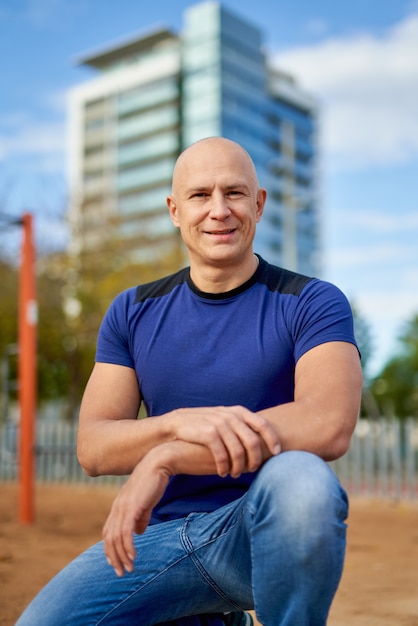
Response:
[255,188,267,222]
[167,195,180,228]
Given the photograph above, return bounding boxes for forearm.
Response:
[77,414,175,476]
[147,437,272,478]
[258,401,355,462]
[103,438,241,577]
[256,342,362,462]
[79,404,280,478]
[149,440,218,476]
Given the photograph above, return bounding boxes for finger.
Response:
[207,416,251,477]
[202,409,261,476]
[242,411,281,456]
[103,501,135,577]
[114,498,138,573]
[103,520,125,577]
[224,408,281,471]
[207,438,233,477]
[105,527,133,576]
[120,521,136,573]
[190,416,233,477]
[219,429,247,478]
[233,427,264,472]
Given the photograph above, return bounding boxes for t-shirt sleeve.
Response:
[95,289,135,369]
[290,279,358,363]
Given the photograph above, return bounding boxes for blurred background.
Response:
[0,1,417,462]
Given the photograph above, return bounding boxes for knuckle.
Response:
[215,448,229,463]
[247,452,262,471]
[206,423,219,438]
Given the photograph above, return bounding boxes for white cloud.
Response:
[356,290,418,374]
[0,120,65,168]
[304,18,329,37]
[42,89,68,115]
[356,289,418,335]
[332,209,418,234]
[25,0,86,28]
[274,13,418,169]
[329,241,417,269]
[0,87,67,171]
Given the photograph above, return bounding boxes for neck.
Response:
[189,254,259,294]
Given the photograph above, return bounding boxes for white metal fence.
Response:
[331,418,418,500]
[0,418,417,498]
[0,420,124,486]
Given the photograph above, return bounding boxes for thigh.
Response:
[181,499,254,611]
[16,511,249,626]
[243,451,349,626]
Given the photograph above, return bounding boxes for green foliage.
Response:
[0,260,18,356]
[0,243,184,420]
[350,301,374,381]
[3,241,418,423]
[371,314,418,419]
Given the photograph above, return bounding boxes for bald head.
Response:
[166,136,266,288]
[171,137,260,196]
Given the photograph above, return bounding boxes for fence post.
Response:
[405,418,416,500]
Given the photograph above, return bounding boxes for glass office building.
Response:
[68,1,320,274]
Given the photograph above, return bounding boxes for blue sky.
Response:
[1,0,418,378]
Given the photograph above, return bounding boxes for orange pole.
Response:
[18,213,37,524]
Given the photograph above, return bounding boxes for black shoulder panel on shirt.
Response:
[258,259,315,296]
[134,267,189,303]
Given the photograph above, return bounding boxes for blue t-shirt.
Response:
[96,256,357,522]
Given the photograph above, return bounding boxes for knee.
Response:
[248,451,348,528]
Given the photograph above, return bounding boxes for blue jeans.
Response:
[16,452,348,626]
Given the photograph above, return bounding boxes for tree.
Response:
[0,259,18,356]
[371,313,418,419]
[0,260,19,415]
[349,302,381,418]
[48,240,184,420]
[351,301,374,380]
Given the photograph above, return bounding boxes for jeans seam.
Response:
[179,512,245,611]
[95,553,190,625]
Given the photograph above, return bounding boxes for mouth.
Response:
[206,228,236,235]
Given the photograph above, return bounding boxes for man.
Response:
[17,138,362,625]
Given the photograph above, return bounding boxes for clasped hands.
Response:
[103,405,280,577]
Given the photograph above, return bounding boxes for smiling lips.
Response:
[206,228,236,235]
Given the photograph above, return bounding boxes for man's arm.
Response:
[78,341,361,477]
[260,340,362,461]
[99,340,361,576]
[77,363,280,478]
[102,439,233,577]
[102,341,362,576]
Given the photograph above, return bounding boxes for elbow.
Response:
[322,415,358,462]
[77,440,101,478]
[324,433,351,462]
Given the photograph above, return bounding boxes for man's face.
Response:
[167,139,266,270]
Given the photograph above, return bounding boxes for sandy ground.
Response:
[1,483,417,625]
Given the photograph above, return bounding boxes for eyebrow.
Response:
[186,183,251,195]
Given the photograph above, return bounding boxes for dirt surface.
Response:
[1,483,417,626]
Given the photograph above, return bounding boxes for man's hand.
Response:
[102,406,281,577]
[102,412,281,578]
[102,450,171,577]
[167,405,281,478]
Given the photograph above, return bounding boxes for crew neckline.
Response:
[186,255,264,300]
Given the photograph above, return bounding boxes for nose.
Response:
[208,191,231,219]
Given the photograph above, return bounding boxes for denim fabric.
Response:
[156,611,252,626]
[16,452,348,626]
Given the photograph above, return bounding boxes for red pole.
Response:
[18,213,37,524]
